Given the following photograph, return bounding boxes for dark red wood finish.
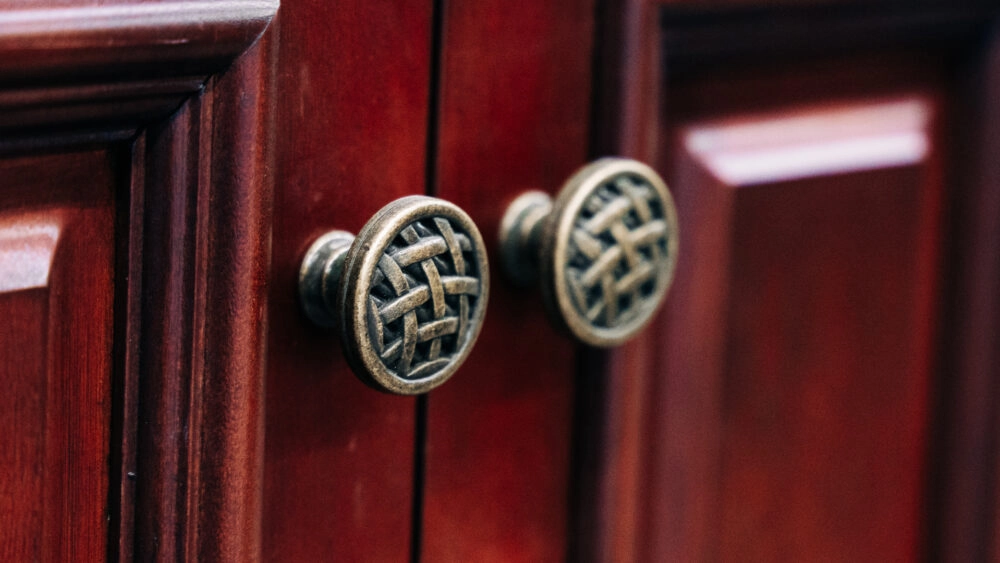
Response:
[5,1,1000,561]
[423,1,595,560]
[0,151,116,562]
[0,1,275,148]
[945,27,1000,563]
[0,2,276,561]
[654,97,942,560]
[261,1,433,560]
[131,31,275,561]
[583,2,1000,561]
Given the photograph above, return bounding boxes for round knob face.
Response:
[338,196,489,394]
[541,158,678,347]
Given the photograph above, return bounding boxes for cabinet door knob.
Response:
[499,158,678,347]
[299,196,489,394]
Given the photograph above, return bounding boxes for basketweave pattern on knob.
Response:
[366,217,481,380]
[566,174,671,328]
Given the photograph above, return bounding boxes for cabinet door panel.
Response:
[656,97,942,561]
[262,1,432,560]
[0,151,115,562]
[584,4,1000,560]
[423,1,595,560]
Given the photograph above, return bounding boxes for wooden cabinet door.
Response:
[0,151,117,561]
[263,2,595,561]
[262,2,1000,561]
[0,2,276,560]
[419,2,596,561]
[5,2,1000,561]
[581,2,1000,561]
[261,1,432,560]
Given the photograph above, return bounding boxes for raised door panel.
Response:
[585,3,1000,561]
[0,151,116,561]
[658,96,942,560]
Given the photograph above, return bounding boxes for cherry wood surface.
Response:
[0,1,275,148]
[573,3,665,561]
[421,1,595,560]
[0,2,277,560]
[945,27,1000,563]
[261,1,432,560]
[0,151,116,562]
[0,1,274,81]
[129,29,275,561]
[657,97,942,561]
[3,1,1000,561]
[584,2,1000,561]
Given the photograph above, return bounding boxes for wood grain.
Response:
[194,27,274,562]
[655,98,943,560]
[0,2,277,560]
[586,4,1000,561]
[423,1,595,560]
[642,75,950,563]
[261,1,433,560]
[0,150,116,562]
[0,0,277,148]
[132,90,206,563]
[0,1,276,79]
[130,8,275,561]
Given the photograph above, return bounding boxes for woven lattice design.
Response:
[366,218,481,380]
[566,174,670,328]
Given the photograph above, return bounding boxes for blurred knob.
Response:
[300,196,489,394]
[499,158,678,347]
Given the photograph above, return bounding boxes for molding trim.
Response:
[0,1,278,147]
[659,4,995,75]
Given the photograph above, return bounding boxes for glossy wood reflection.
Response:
[423,1,595,560]
[262,1,432,560]
[645,97,944,561]
[0,151,115,562]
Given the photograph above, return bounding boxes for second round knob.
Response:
[499,158,679,347]
[300,196,489,395]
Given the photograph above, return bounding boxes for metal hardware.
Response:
[300,196,489,395]
[499,158,678,347]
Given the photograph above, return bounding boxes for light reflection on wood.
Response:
[684,97,932,186]
[0,213,60,293]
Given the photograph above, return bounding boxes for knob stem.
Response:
[498,190,552,287]
[299,230,355,327]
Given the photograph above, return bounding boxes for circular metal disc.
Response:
[539,158,679,347]
[337,196,489,394]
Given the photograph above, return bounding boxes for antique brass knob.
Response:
[499,158,678,347]
[299,196,489,395]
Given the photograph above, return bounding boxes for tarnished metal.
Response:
[499,158,678,347]
[300,196,489,395]
[299,230,354,328]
